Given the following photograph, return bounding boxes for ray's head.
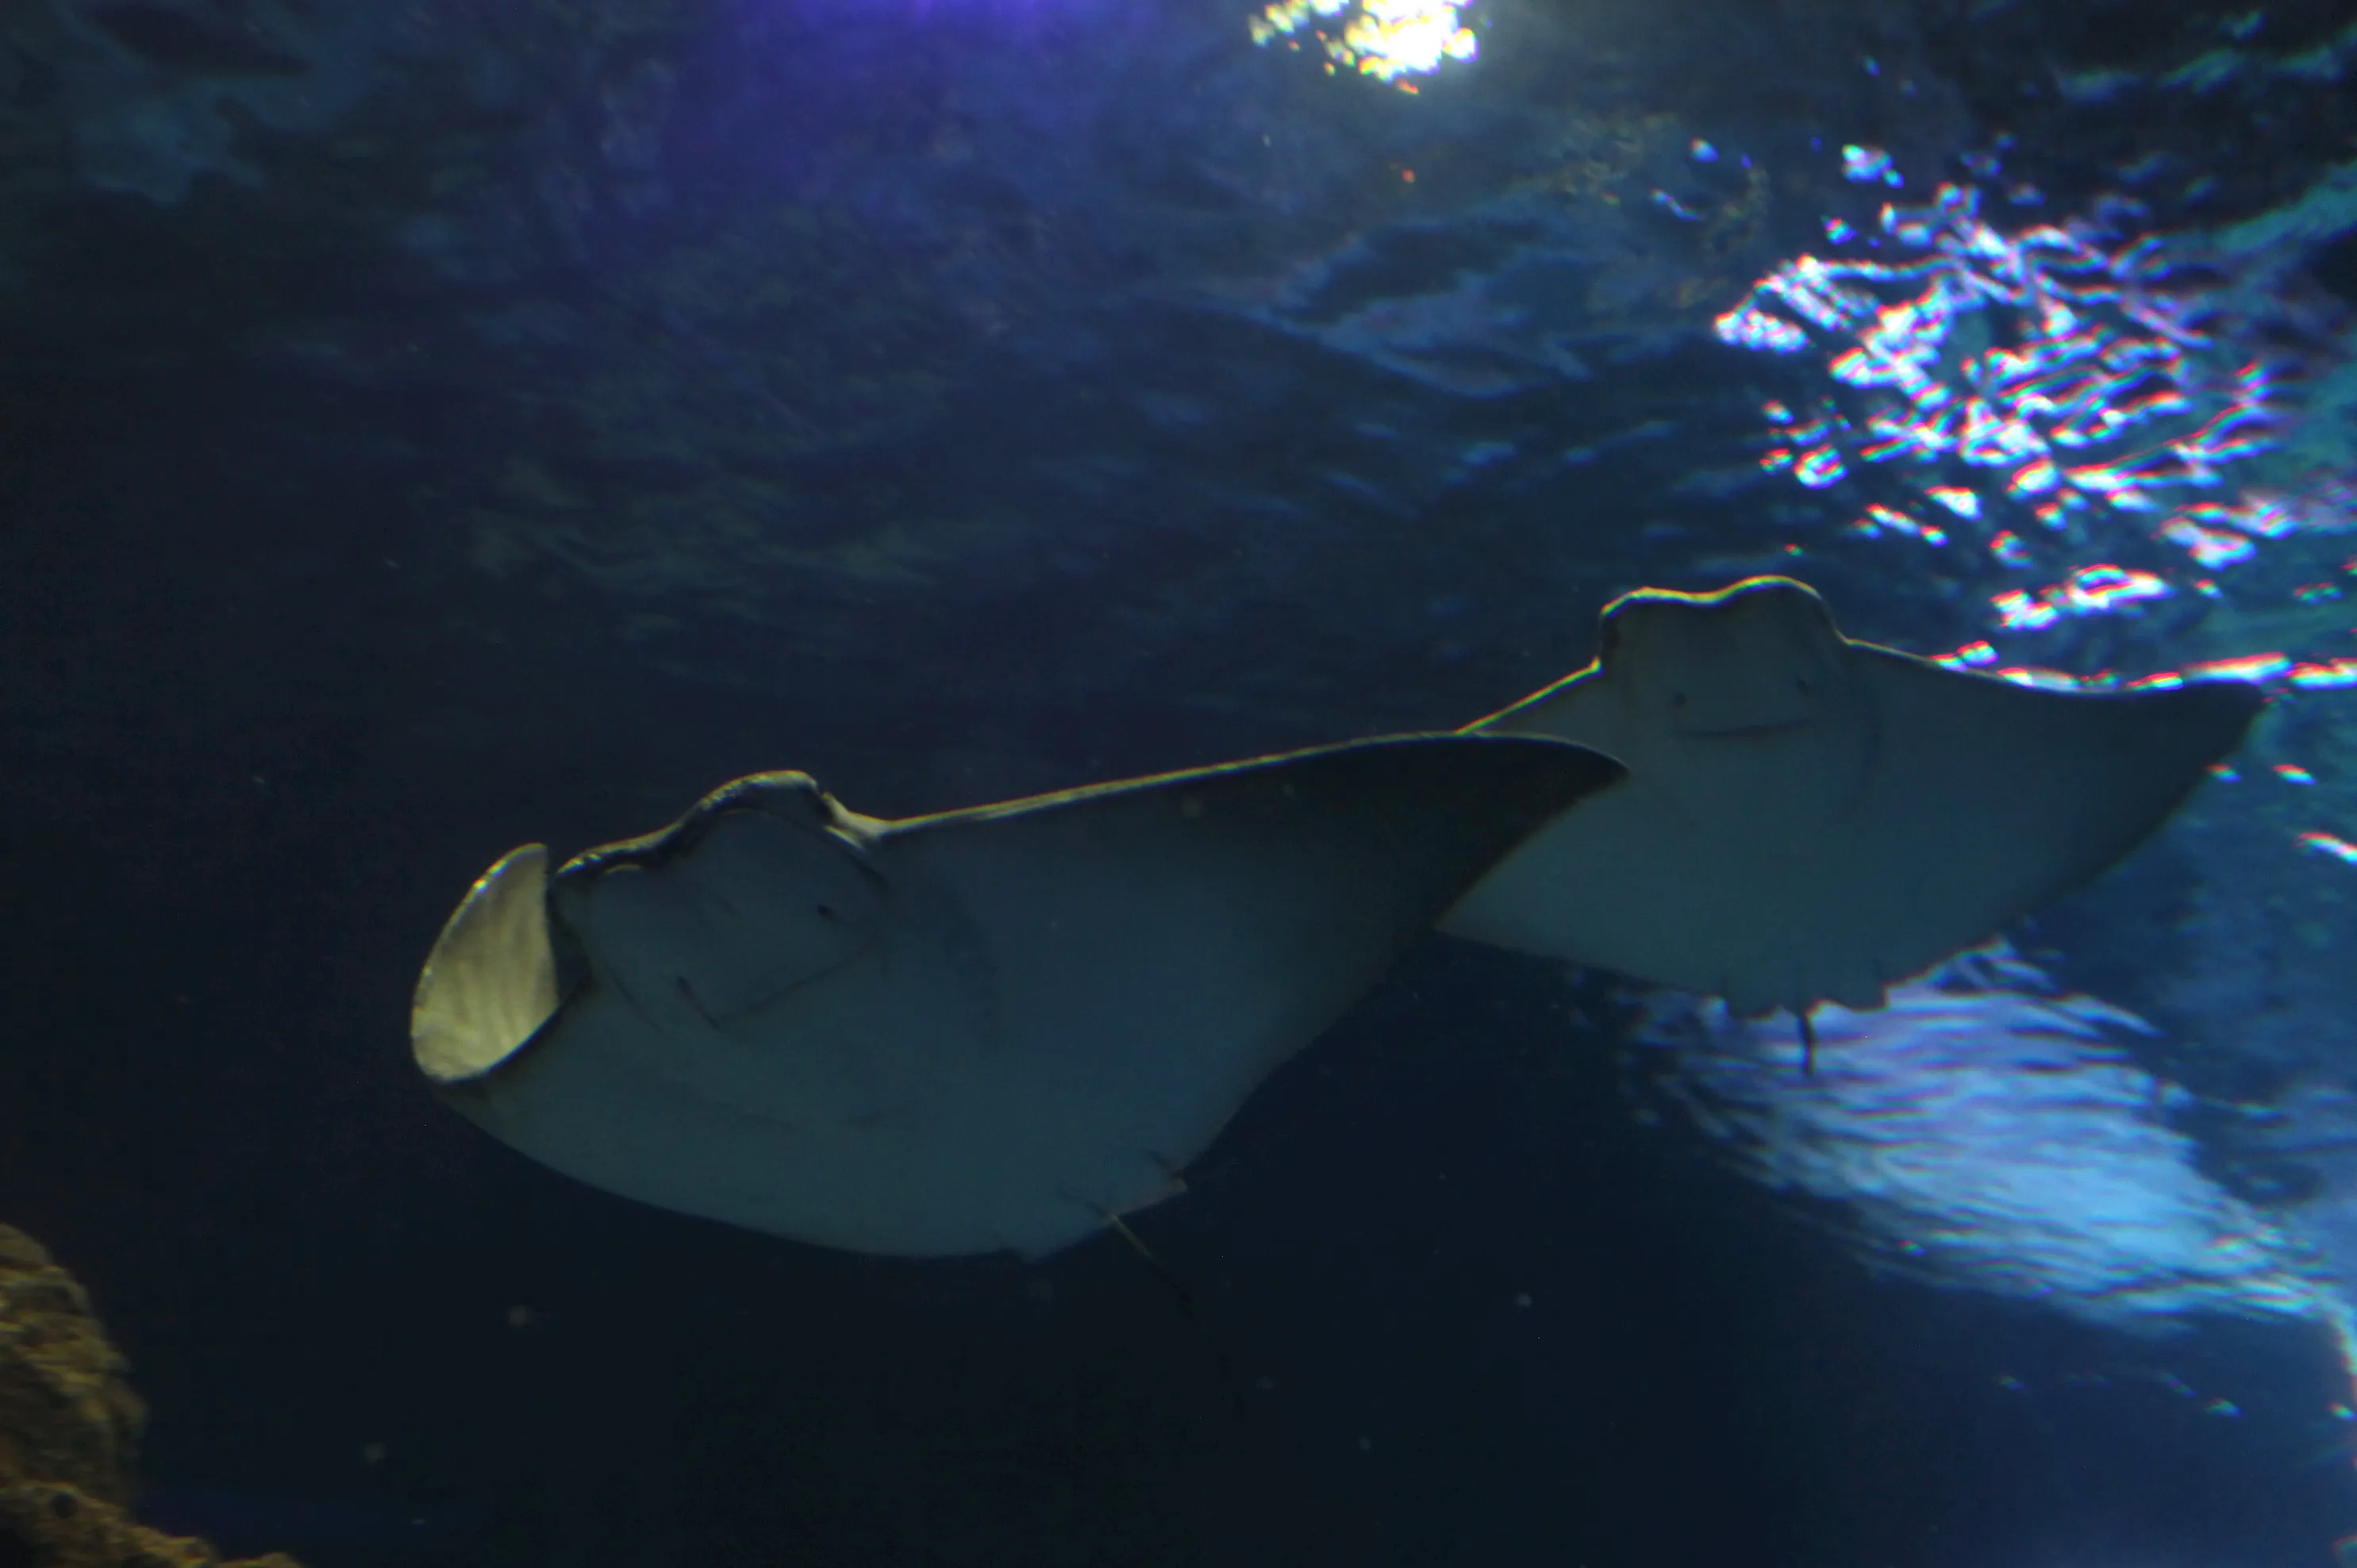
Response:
[556,774,888,1031]
[1596,576,1850,739]
[409,774,890,1093]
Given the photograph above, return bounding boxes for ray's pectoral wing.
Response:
[1840,647,2265,980]
[1444,675,1884,1008]
[525,855,998,1255]
[410,735,1622,1260]
[1444,667,1667,968]
[876,732,1625,1255]
[1436,573,2260,1020]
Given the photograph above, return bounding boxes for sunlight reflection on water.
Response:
[1247,0,1475,85]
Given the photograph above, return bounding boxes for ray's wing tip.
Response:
[1451,729,1627,803]
[2196,673,2269,722]
[410,844,559,1087]
[2163,674,2269,764]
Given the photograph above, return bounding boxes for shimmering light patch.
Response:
[1987,565,2169,632]
[1248,0,1476,84]
[1690,139,1718,163]
[1628,959,2346,1338]
[1651,190,1701,221]
[1841,144,1898,185]
[2066,563,2170,613]
[2301,832,2357,866]
[1794,446,1846,488]
[2276,763,2319,786]
[2160,514,2259,567]
[1851,502,1945,547]
[1715,302,1809,354]
[1711,172,2322,609]
[1997,666,2103,691]
[2185,651,2292,683]
[2292,658,2357,690]
[1993,589,2061,632]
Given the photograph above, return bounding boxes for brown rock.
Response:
[0,1227,305,1568]
[0,1228,143,1507]
[0,1482,302,1568]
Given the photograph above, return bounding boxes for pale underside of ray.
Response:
[411,734,1619,1259]
[1439,577,2263,1019]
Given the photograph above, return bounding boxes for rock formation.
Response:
[0,1226,301,1568]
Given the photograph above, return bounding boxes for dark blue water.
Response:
[4,0,2355,1563]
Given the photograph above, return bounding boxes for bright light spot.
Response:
[1988,564,2170,630]
[1794,446,1847,488]
[1851,502,1947,547]
[2185,651,2292,682]
[1690,139,1719,163]
[1714,302,1810,354]
[2065,563,2171,614]
[2275,763,2319,785]
[1993,589,2063,632]
[2291,658,2357,690]
[2301,832,2357,866]
[2160,515,2259,567]
[1250,0,1477,84]
[1997,666,2101,690]
[1841,144,1897,184]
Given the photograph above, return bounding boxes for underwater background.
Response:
[2,0,2355,1562]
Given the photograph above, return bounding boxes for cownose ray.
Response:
[1440,576,2264,1040]
[411,733,1621,1259]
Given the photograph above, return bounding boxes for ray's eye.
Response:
[815,904,840,922]
[1794,677,1813,696]
[1667,690,1689,711]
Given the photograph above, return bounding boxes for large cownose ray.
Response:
[1440,576,2265,1020]
[411,734,1621,1259]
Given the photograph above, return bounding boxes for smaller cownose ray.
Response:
[412,734,1621,1259]
[1440,576,2265,1020]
